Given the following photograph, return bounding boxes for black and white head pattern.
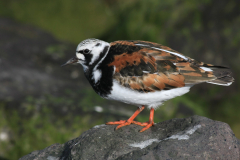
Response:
[76,38,109,68]
[76,38,110,84]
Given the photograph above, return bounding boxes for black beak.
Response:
[61,56,79,67]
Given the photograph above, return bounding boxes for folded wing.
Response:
[108,40,232,92]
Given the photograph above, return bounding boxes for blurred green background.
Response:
[0,0,240,159]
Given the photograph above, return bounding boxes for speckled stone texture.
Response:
[20,115,240,160]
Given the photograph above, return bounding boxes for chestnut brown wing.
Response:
[108,40,216,92]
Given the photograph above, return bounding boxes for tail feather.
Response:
[205,66,234,86]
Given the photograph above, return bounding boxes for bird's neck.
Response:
[84,64,114,97]
[83,45,115,97]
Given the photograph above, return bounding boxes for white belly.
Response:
[106,80,191,109]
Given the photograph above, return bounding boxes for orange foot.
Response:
[106,106,155,132]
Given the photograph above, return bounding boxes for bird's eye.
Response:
[83,49,90,54]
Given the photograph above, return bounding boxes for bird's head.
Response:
[62,38,110,70]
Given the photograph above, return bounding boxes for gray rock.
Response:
[20,115,240,160]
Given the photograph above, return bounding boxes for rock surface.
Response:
[20,115,240,160]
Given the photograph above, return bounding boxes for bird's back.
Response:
[105,40,233,94]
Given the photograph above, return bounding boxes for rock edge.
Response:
[20,115,240,160]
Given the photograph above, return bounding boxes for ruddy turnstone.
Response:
[62,38,234,132]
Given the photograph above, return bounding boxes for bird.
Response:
[62,38,234,132]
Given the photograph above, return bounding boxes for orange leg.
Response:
[106,106,155,132]
[133,108,155,132]
[106,106,145,130]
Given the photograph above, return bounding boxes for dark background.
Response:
[0,0,240,159]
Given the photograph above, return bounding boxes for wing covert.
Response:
[107,40,216,92]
